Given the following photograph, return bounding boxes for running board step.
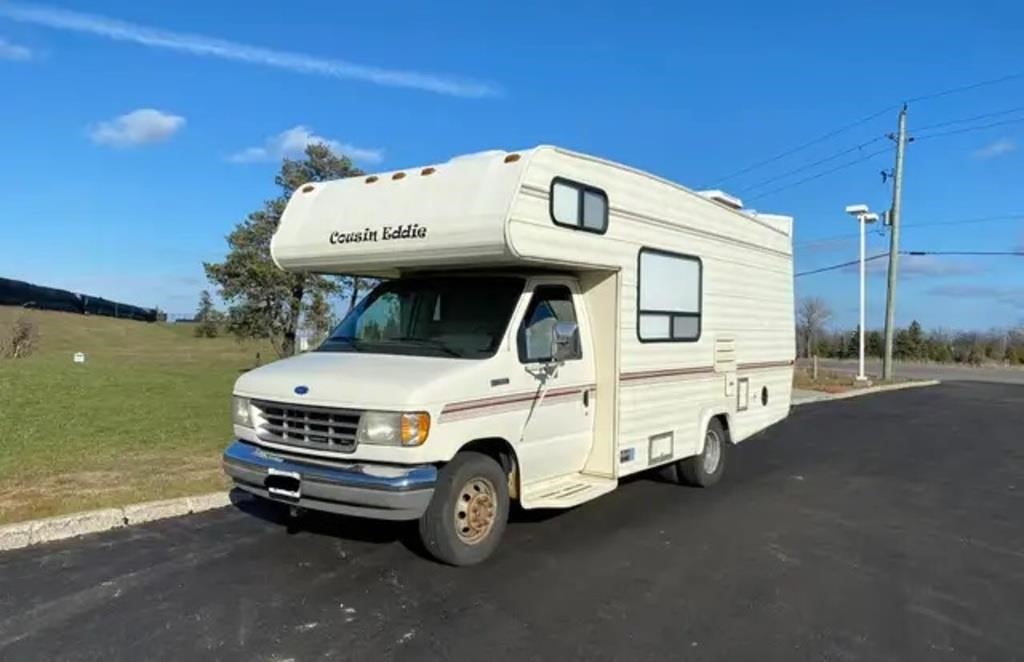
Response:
[521,473,617,509]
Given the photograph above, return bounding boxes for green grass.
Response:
[0,306,271,524]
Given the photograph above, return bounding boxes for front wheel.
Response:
[418,452,509,566]
[674,418,728,487]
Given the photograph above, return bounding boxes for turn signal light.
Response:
[400,412,431,446]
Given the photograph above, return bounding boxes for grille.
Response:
[252,400,361,453]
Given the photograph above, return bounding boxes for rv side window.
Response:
[518,285,581,362]
[637,249,702,342]
[550,178,608,234]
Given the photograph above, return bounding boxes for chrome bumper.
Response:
[222,441,436,521]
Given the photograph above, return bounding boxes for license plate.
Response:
[266,467,302,500]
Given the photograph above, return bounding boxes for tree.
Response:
[843,327,860,359]
[194,290,223,338]
[346,277,375,313]
[894,320,925,360]
[796,297,833,358]
[306,290,335,343]
[866,329,883,357]
[925,329,953,363]
[205,144,363,357]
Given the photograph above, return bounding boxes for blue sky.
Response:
[1,0,1022,329]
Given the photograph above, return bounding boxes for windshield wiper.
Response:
[321,336,366,352]
[385,337,464,358]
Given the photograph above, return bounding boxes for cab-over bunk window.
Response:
[550,177,608,234]
[637,248,702,342]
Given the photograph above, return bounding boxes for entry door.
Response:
[513,283,596,485]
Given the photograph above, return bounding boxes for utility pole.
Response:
[882,104,908,380]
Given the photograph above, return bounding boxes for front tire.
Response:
[675,418,728,487]
[418,452,509,566]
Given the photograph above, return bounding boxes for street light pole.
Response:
[858,212,867,381]
[846,205,878,382]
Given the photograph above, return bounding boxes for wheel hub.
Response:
[703,429,722,474]
[454,477,497,545]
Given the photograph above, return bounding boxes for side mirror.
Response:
[549,321,580,363]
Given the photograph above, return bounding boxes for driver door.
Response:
[512,282,596,485]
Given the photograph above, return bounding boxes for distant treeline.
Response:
[802,320,1024,365]
[0,277,161,323]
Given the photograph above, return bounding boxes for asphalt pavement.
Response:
[2,382,1023,661]
[802,357,1024,385]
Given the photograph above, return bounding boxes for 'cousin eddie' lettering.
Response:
[329,223,428,245]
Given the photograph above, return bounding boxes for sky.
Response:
[1,0,1023,329]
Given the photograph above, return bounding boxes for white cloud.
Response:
[228,126,383,165]
[929,284,1024,310]
[88,108,186,147]
[894,254,984,278]
[0,37,32,60]
[797,236,857,256]
[0,3,499,98]
[973,138,1017,160]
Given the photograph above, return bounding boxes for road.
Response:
[2,382,1023,661]
[801,357,1024,384]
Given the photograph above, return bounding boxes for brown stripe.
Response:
[737,360,794,371]
[442,384,594,416]
[620,366,715,383]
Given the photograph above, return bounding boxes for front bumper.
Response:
[222,441,436,521]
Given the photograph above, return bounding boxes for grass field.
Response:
[0,306,270,524]
[2,305,855,526]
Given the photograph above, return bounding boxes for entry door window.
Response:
[518,285,580,362]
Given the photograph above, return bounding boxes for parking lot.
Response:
[1,381,1022,661]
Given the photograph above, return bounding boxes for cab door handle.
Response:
[582,390,589,407]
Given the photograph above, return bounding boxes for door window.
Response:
[517,285,580,363]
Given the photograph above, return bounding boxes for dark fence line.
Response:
[0,277,159,322]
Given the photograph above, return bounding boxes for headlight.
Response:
[357,411,430,447]
[232,396,252,428]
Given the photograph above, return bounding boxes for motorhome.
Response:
[223,146,795,565]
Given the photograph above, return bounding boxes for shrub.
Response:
[0,314,39,359]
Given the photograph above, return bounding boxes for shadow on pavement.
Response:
[228,488,422,548]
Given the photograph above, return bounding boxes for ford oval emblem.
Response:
[294,385,309,395]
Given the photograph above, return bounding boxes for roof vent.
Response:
[696,189,744,210]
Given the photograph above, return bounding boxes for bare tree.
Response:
[797,297,833,358]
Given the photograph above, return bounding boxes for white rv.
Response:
[223,146,795,565]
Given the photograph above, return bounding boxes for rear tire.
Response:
[418,452,509,566]
[675,418,728,488]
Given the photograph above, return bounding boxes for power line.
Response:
[905,71,1024,104]
[734,136,886,194]
[916,116,1024,141]
[796,249,1024,277]
[711,106,893,185]
[796,253,890,277]
[796,213,1024,248]
[914,105,1024,132]
[905,250,1024,257]
[745,146,892,202]
[712,70,1024,189]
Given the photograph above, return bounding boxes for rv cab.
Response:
[223,146,795,565]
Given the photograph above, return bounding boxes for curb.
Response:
[0,492,231,553]
[793,379,941,406]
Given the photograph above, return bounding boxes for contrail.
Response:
[0,3,501,98]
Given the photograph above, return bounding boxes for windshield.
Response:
[319,276,525,359]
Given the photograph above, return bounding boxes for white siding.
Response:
[510,147,795,474]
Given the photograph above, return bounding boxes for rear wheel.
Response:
[418,452,509,566]
[675,418,728,487]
